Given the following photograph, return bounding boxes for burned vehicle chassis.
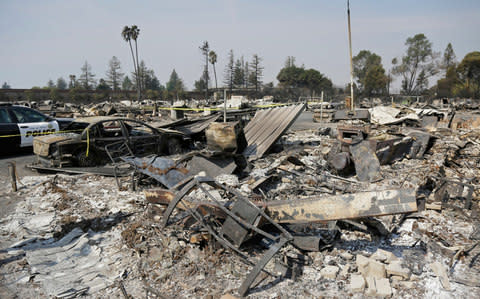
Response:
[34,117,186,168]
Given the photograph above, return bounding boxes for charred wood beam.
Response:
[262,189,417,223]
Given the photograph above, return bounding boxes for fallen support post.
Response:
[263,189,417,223]
[7,162,17,192]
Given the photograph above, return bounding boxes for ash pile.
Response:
[1,102,480,298]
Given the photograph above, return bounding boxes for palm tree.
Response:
[122,26,140,101]
[209,50,218,90]
[199,41,209,101]
[131,25,141,97]
[69,74,76,88]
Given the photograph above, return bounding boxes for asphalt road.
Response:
[0,149,40,219]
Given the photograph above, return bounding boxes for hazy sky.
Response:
[1,0,479,91]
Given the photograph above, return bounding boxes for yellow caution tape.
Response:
[154,103,290,111]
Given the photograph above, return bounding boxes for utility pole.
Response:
[347,0,355,112]
[224,89,227,123]
[320,90,324,122]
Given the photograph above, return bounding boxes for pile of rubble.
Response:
[1,103,480,298]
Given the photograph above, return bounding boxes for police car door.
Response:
[11,107,59,147]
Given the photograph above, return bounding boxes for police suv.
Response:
[0,103,70,151]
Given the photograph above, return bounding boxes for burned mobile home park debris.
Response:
[2,99,480,298]
[32,116,188,168]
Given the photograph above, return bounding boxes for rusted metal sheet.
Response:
[33,133,79,156]
[122,156,189,189]
[144,188,226,216]
[205,122,241,153]
[243,104,305,160]
[144,188,175,205]
[264,189,417,223]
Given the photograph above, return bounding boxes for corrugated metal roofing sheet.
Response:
[243,104,305,160]
[176,114,220,135]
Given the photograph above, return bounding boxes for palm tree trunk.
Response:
[128,40,139,102]
[213,64,218,90]
[135,40,141,100]
[205,55,209,102]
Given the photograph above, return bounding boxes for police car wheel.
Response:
[76,150,97,167]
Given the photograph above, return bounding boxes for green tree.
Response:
[453,51,480,98]
[363,64,388,96]
[106,56,124,91]
[49,88,60,101]
[223,50,235,94]
[122,76,133,90]
[233,58,245,87]
[249,54,264,92]
[47,79,55,88]
[166,69,185,99]
[353,50,380,83]
[96,78,111,91]
[442,43,456,73]
[57,77,67,90]
[392,33,439,95]
[69,87,83,103]
[1,82,10,89]
[299,69,333,97]
[208,50,218,90]
[277,59,305,100]
[145,71,163,91]
[199,41,210,100]
[244,61,249,88]
[194,77,207,92]
[132,60,149,92]
[78,61,96,89]
[277,65,304,89]
[353,50,388,96]
[437,66,458,97]
[145,89,160,101]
